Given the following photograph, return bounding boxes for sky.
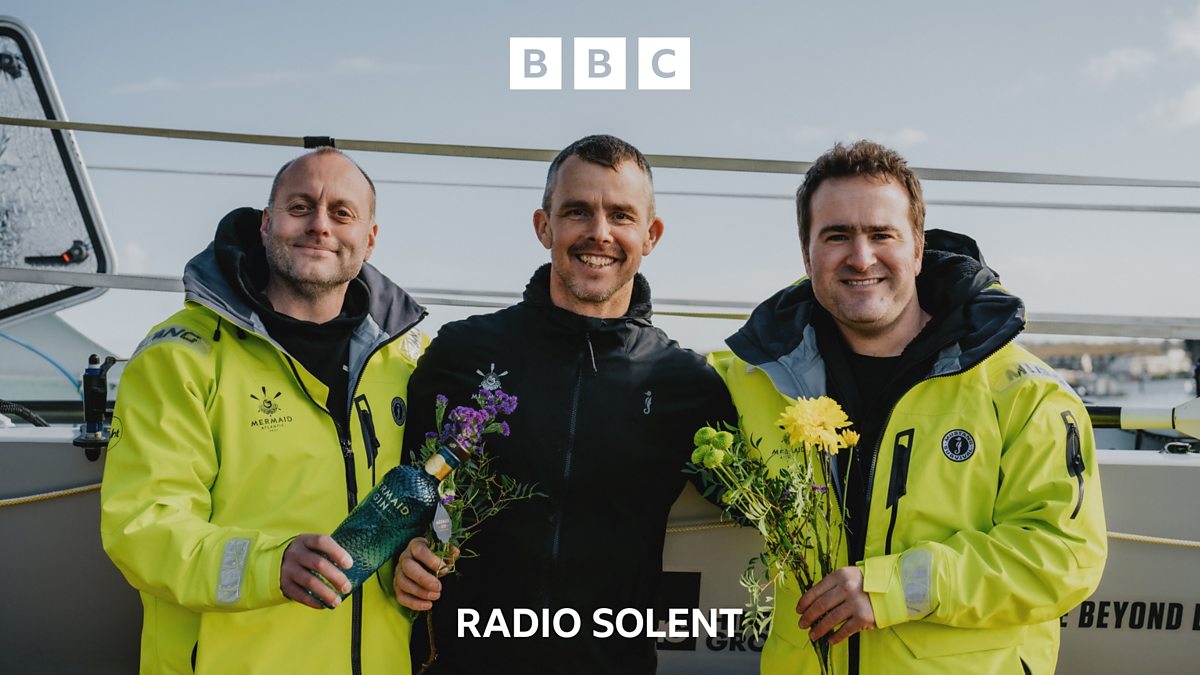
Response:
[2,0,1199,368]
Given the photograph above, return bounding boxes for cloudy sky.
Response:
[2,1,1199,359]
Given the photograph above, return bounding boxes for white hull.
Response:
[3,427,1197,674]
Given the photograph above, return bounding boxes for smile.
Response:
[576,254,617,268]
[843,279,883,287]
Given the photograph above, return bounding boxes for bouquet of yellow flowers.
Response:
[686,396,858,675]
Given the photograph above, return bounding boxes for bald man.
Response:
[102,148,428,675]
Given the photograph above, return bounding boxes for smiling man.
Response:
[710,140,1107,675]
[393,135,735,674]
[101,147,427,675]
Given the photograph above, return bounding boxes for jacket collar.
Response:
[727,242,1025,398]
[520,263,655,333]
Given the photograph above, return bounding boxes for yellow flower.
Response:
[840,428,861,448]
[776,396,851,453]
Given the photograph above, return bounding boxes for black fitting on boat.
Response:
[72,353,121,461]
[303,135,336,148]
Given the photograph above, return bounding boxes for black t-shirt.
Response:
[811,306,935,564]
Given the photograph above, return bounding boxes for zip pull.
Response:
[884,428,915,555]
[1061,410,1085,519]
[354,395,380,469]
[584,332,597,374]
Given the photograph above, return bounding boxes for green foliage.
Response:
[687,409,855,674]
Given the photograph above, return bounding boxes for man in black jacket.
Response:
[393,135,735,673]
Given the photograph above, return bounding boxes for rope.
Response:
[666,520,1200,549]
[5,115,1200,187]
[0,482,100,508]
[1107,531,1200,549]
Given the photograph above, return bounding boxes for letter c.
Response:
[652,49,676,78]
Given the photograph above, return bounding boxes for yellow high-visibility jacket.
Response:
[101,208,427,675]
[712,252,1106,675]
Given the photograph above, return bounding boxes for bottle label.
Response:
[433,502,453,543]
[371,481,412,517]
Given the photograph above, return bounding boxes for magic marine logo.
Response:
[249,386,293,432]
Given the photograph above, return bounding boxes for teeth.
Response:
[578,255,615,268]
[845,279,881,286]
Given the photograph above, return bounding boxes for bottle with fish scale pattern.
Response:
[327,441,467,599]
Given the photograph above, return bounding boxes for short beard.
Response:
[264,235,359,300]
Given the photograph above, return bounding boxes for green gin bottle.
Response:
[328,442,468,598]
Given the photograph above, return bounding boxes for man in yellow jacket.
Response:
[101,148,426,674]
[710,140,1106,674]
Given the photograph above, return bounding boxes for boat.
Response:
[3,15,1200,674]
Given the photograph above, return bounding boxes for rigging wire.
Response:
[4,114,1200,187]
[85,164,1200,215]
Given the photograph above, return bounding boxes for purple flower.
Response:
[781,489,795,500]
[499,421,511,437]
[813,485,829,494]
[435,394,449,406]
[425,431,438,441]
[439,493,457,505]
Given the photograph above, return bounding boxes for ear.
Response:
[533,209,553,250]
[642,216,665,255]
[260,208,271,246]
[913,231,924,276]
[363,222,378,262]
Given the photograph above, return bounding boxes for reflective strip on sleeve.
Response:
[216,538,251,604]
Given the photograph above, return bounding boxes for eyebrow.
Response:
[557,198,640,215]
[816,223,901,236]
[281,193,361,211]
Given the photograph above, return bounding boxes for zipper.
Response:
[546,342,586,607]
[284,355,363,675]
[884,429,915,556]
[260,312,425,675]
[847,337,1013,675]
[1062,410,1085,519]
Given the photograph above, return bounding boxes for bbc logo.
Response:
[509,37,690,91]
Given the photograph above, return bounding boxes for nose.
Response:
[306,207,335,237]
[584,211,614,243]
[846,236,876,271]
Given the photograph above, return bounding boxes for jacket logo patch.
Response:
[249,386,293,432]
[250,386,283,415]
[108,415,123,449]
[643,390,652,415]
[401,330,424,361]
[941,429,975,462]
[391,396,407,426]
[476,363,508,391]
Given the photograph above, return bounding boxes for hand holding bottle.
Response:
[280,534,353,609]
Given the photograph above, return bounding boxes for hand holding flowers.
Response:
[686,396,858,675]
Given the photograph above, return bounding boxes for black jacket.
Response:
[405,264,735,674]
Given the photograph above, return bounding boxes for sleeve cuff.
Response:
[860,554,910,629]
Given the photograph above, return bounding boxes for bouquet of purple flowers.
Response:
[414,387,542,566]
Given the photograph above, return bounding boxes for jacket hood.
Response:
[182,207,425,338]
[727,233,1024,380]
[521,263,654,330]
